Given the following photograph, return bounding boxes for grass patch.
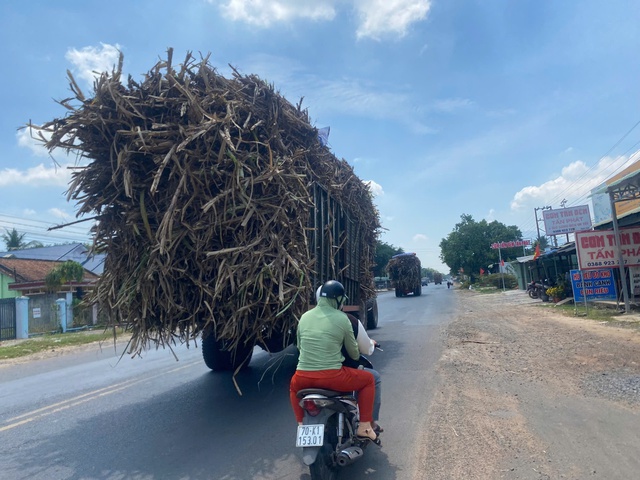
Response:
[0,328,129,360]
[473,286,500,294]
[550,302,640,326]
[465,285,519,294]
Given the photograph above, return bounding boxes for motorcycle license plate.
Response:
[296,424,324,447]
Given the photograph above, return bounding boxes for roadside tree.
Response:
[1,228,43,251]
[374,241,404,277]
[439,214,522,282]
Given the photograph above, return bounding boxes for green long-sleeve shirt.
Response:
[296,298,360,371]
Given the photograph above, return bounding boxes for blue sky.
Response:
[1,0,640,272]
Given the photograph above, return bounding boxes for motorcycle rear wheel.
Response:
[528,289,539,299]
[309,415,339,480]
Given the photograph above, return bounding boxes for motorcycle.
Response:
[527,280,540,299]
[528,280,552,301]
[295,353,381,480]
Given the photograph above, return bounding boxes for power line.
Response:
[516,119,640,236]
[0,212,91,235]
[556,120,640,207]
[0,215,93,246]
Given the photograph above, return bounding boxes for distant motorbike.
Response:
[295,353,381,480]
[528,280,551,300]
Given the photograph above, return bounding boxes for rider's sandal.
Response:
[373,424,384,434]
[356,425,382,446]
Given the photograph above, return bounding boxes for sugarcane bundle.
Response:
[386,253,421,291]
[31,49,380,355]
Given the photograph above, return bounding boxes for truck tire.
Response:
[202,335,254,372]
[395,287,402,297]
[366,298,379,330]
[414,286,421,296]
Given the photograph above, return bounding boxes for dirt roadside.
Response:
[416,289,640,480]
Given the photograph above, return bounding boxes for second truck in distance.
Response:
[386,252,422,297]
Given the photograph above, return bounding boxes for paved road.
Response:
[0,284,456,479]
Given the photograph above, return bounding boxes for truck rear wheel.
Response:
[395,287,402,297]
[202,335,254,371]
[366,298,379,330]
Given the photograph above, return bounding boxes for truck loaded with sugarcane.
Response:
[386,252,422,297]
[32,49,380,372]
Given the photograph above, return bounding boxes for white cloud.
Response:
[510,155,638,211]
[413,233,428,241]
[355,0,432,40]
[210,0,431,40]
[23,209,36,216]
[16,128,50,157]
[48,208,71,219]
[17,126,80,161]
[239,53,434,134]
[0,163,72,187]
[365,180,384,196]
[214,0,336,26]
[486,209,496,221]
[312,78,435,133]
[65,43,122,87]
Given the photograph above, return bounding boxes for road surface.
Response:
[0,284,455,479]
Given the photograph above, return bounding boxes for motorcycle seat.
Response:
[296,388,355,399]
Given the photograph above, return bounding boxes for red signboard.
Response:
[575,227,640,269]
[490,239,531,249]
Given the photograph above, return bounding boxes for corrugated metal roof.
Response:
[0,243,105,275]
[515,242,575,263]
[605,170,640,195]
[0,243,87,260]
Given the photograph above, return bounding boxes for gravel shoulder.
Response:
[417,289,640,480]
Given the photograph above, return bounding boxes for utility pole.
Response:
[534,206,551,244]
[560,198,570,243]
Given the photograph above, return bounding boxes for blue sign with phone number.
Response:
[570,269,617,301]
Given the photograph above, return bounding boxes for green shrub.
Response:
[477,273,518,289]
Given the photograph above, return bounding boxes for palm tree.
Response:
[528,236,549,255]
[1,228,43,251]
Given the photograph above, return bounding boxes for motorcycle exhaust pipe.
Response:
[337,446,364,467]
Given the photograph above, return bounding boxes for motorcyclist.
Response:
[315,286,383,434]
[289,280,379,442]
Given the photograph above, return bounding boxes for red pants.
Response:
[289,367,375,423]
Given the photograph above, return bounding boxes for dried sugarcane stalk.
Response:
[29,49,380,358]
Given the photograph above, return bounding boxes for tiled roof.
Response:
[0,258,99,283]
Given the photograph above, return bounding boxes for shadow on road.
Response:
[6,345,396,479]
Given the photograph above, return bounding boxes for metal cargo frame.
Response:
[310,184,364,312]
